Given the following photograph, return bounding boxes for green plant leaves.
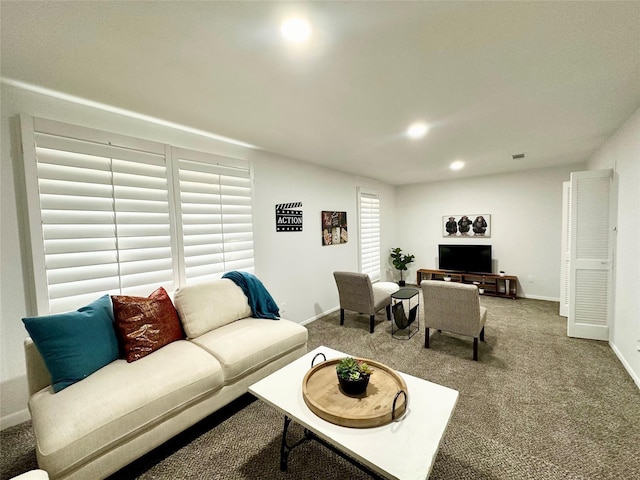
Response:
[390,248,415,271]
[336,357,372,380]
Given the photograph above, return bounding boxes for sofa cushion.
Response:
[173,279,252,338]
[28,340,224,475]
[190,317,308,383]
[22,295,120,393]
[111,287,184,362]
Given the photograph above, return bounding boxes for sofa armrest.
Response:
[24,337,51,395]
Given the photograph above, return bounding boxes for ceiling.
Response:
[2,1,639,185]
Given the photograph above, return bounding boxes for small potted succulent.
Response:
[336,357,373,395]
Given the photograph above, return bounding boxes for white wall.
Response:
[395,164,586,300]
[250,150,396,323]
[0,83,396,428]
[587,107,640,388]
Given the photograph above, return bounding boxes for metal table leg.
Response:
[278,415,385,479]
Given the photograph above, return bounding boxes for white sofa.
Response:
[24,279,308,480]
[10,471,49,480]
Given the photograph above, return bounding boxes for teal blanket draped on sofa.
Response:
[222,271,280,320]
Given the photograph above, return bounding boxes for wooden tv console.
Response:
[416,269,518,299]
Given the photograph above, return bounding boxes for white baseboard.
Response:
[610,342,640,391]
[518,294,561,302]
[301,306,339,326]
[1,374,31,431]
[1,408,30,431]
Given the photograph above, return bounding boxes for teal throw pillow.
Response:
[23,294,120,392]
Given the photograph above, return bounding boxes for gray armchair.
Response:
[421,280,487,360]
[333,272,400,333]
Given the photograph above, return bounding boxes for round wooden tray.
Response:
[302,356,408,428]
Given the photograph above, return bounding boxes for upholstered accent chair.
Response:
[421,280,487,360]
[333,272,400,333]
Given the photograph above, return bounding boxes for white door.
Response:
[559,181,570,317]
[568,169,612,340]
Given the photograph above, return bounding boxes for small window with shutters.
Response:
[358,188,381,282]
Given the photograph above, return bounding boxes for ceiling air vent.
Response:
[512,153,526,160]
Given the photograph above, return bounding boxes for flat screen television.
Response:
[438,244,492,274]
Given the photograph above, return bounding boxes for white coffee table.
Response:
[249,346,459,479]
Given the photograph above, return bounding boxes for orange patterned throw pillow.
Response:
[111,287,184,362]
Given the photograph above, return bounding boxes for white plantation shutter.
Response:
[22,117,174,314]
[358,189,381,281]
[175,148,254,285]
[37,147,121,313]
[20,116,254,315]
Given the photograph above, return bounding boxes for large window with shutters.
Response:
[20,116,254,315]
[358,188,381,282]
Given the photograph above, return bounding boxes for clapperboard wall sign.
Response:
[275,202,303,232]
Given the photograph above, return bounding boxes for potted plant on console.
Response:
[390,247,415,286]
[336,357,373,396]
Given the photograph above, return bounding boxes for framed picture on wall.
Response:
[322,211,348,245]
[443,214,491,238]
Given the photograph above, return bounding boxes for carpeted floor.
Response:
[2,296,639,479]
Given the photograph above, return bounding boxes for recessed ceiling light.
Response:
[450,160,465,171]
[281,18,312,43]
[406,122,429,139]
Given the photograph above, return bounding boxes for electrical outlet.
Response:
[528,275,535,283]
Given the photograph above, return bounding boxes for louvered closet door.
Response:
[568,169,612,340]
[559,182,570,317]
